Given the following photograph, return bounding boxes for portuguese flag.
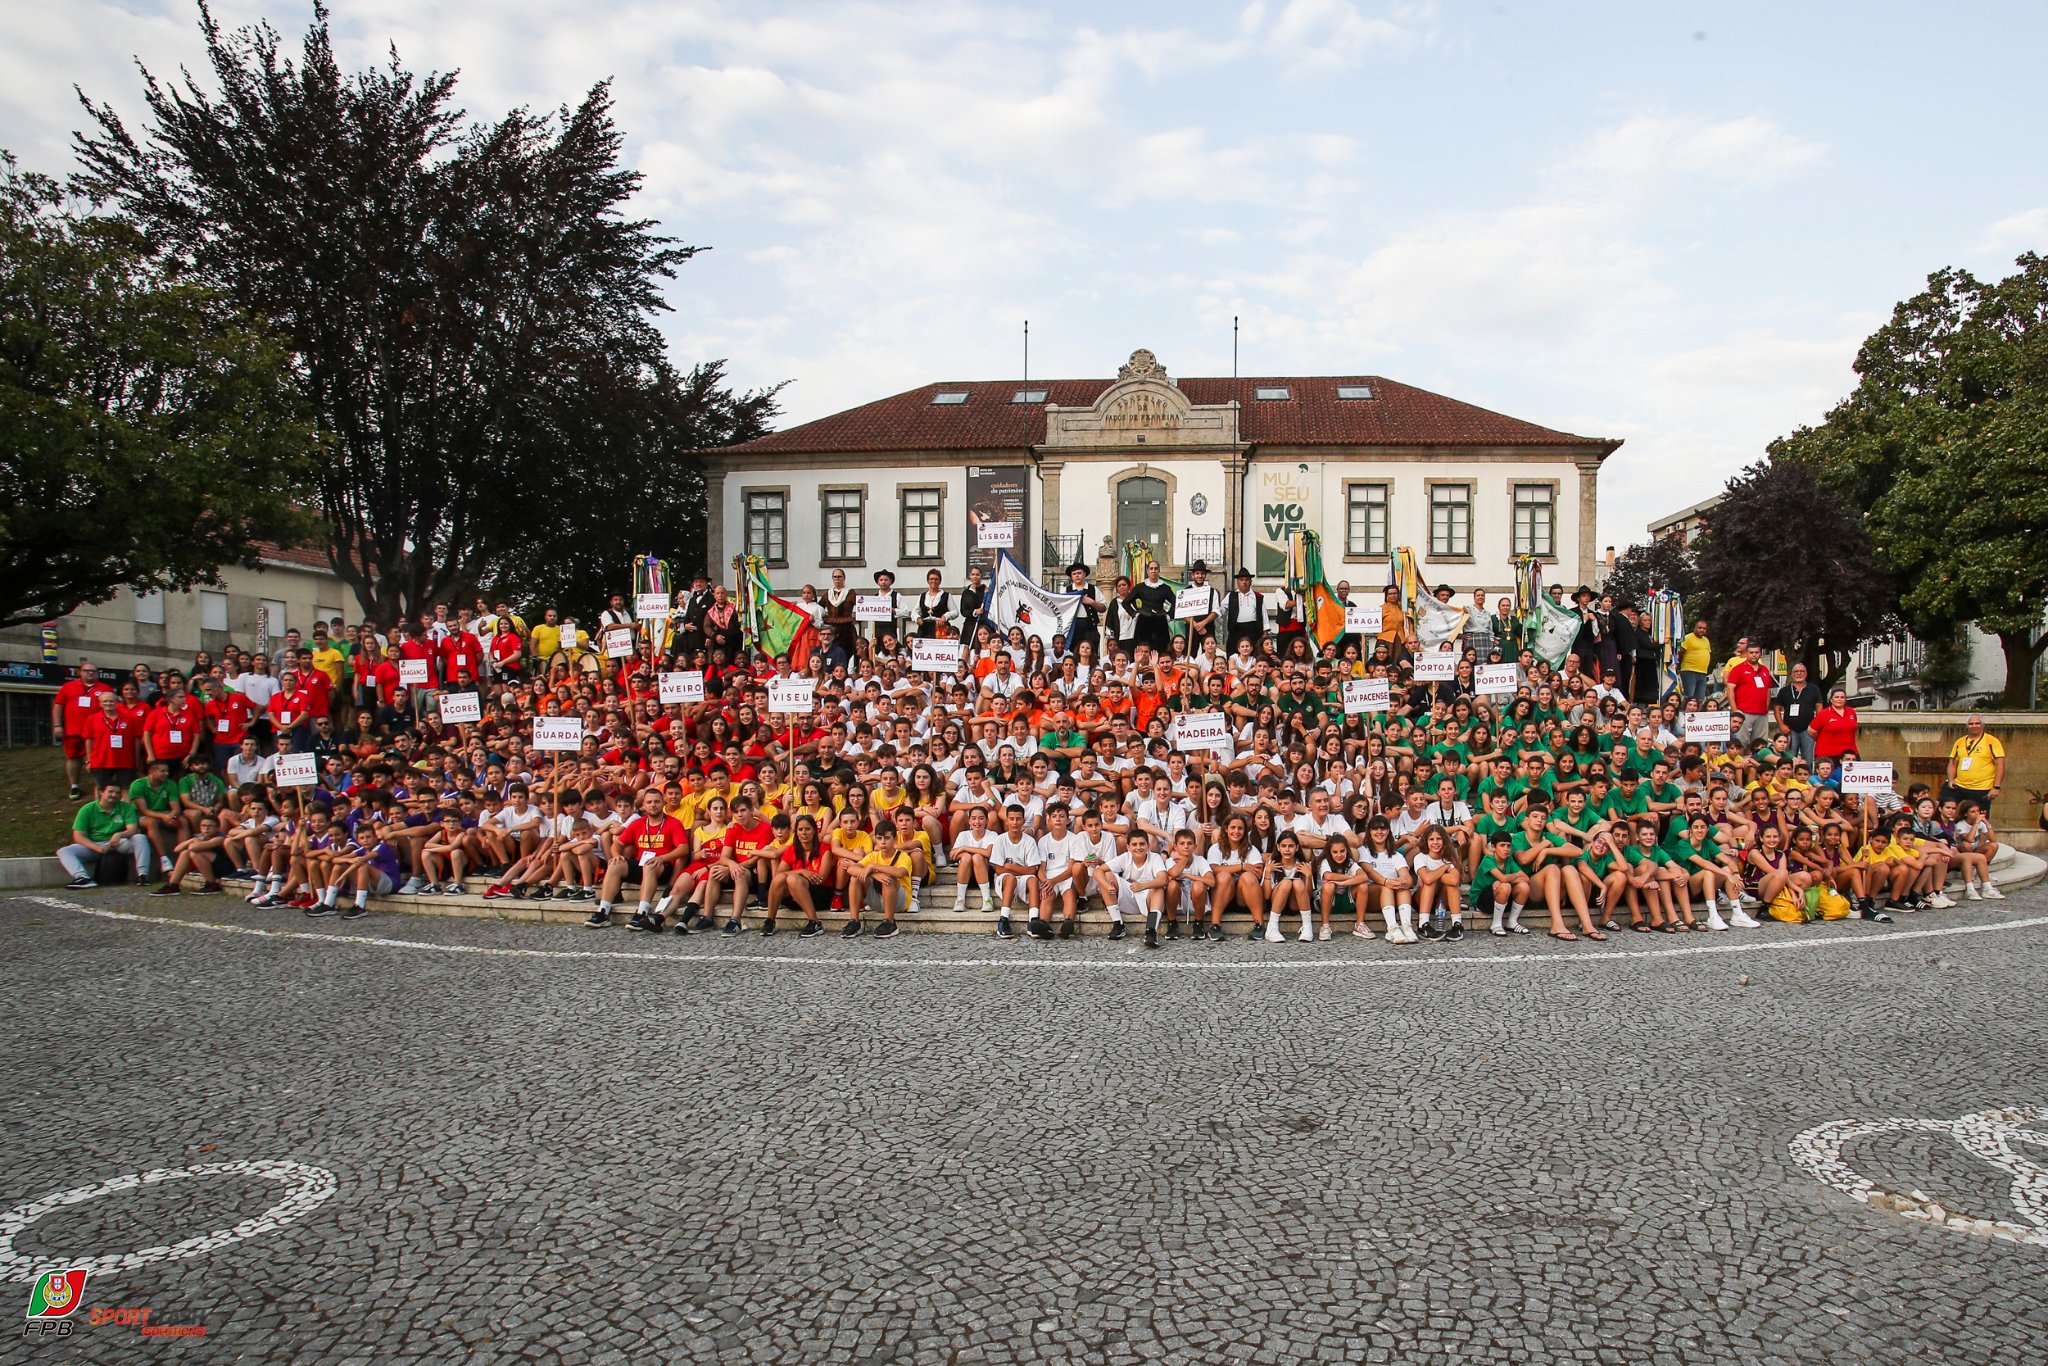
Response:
[741,556,821,664]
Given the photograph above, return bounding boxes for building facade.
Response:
[701,349,1620,597]
[0,544,354,746]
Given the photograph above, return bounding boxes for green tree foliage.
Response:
[1691,460,1896,688]
[1601,536,1700,616]
[74,3,778,623]
[1773,255,2048,706]
[0,155,314,632]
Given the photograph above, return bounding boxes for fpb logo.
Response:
[25,1268,87,1319]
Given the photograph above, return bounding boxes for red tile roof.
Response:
[253,540,335,572]
[722,375,1616,457]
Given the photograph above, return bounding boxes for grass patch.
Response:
[0,747,75,858]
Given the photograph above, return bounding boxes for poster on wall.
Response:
[966,466,1031,580]
[1250,463,1317,579]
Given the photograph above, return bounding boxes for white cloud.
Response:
[1979,206,2048,255]
[1566,115,1825,194]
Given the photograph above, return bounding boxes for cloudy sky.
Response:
[7,1,2044,544]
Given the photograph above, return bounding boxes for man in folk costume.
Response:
[823,567,857,664]
[913,570,953,639]
[1104,574,1143,656]
[1182,560,1222,654]
[1224,568,1266,655]
[1130,559,1175,655]
[1569,585,1603,679]
[598,593,633,631]
[675,571,712,658]
[1066,563,1104,656]
[871,570,905,649]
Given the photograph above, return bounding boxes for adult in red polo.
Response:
[1724,642,1776,749]
[199,674,256,769]
[82,688,144,792]
[440,621,486,693]
[267,669,317,751]
[396,626,442,700]
[53,661,114,799]
[144,678,203,767]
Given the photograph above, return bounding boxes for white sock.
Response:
[1508,903,1524,928]
[267,874,283,892]
[1382,906,1399,935]
[353,889,369,908]
[1398,903,1414,931]
[1490,902,1505,932]
[635,901,650,916]
[322,886,339,906]
[598,900,613,912]
[1109,905,1125,923]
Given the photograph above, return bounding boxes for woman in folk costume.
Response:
[822,568,857,662]
[913,570,954,640]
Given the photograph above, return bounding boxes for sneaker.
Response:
[1861,906,1894,923]
[69,784,82,801]
[64,876,97,890]
[723,918,742,936]
[1264,922,1284,944]
[873,921,899,940]
[1248,924,1266,941]
[1207,924,1223,942]
[1107,922,1127,941]
[196,882,223,895]
[1061,922,1078,940]
[532,885,555,901]
[418,882,441,896]
[1297,925,1314,943]
[1965,884,1982,901]
[995,918,1017,941]
[1929,892,1956,909]
[1165,921,1180,941]
[482,884,509,900]
[1728,908,1761,929]
[1143,927,1159,950]
[799,920,824,938]
[760,919,776,936]
[841,919,862,938]
[1317,925,1332,942]
[583,908,611,929]
[399,877,424,895]
[1352,924,1374,939]
[508,885,529,900]
[1446,922,1465,941]
[289,894,318,910]
[340,904,367,920]
[149,884,181,897]
[1984,882,2006,900]
[1706,908,1729,932]
[305,902,337,918]
[625,913,651,933]
[1419,920,1442,941]
[442,881,464,895]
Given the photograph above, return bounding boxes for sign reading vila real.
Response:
[658,671,704,704]
[1170,711,1230,751]
[532,717,584,752]
[909,637,962,673]
[768,677,816,715]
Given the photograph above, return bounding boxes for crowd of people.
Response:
[50,564,2020,948]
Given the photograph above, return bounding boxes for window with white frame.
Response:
[822,489,864,562]
[1429,484,1472,558]
[745,491,787,564]
[901,488,943,561]
[1512,484,1555,557]
[132,589,165,625]
[201,591,229,632]
[1346,483,1388,557]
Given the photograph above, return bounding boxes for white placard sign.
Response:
[532,717,584,752]
[768,677,816,715]
[910,637,963,674]
[397,658,430,686]
[602,626,635,659]
[977,521,1015,548]
[1344,678,1391,714]
[1411,650,1456,681]
[437,691,481,724]
[1345,602,1383,635]
[855,594,894,623]
[1683,711,1733,743]
[635,592,671,622]
[273,752,318,787]
[1170,711,1231,751]
[1174,587,1212,621]
[1475,663,1519,695]
[1840,760,1895,795]
[658,671,704,704]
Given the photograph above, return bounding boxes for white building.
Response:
[701,348,1620,597]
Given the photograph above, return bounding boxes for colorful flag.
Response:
[1525,591,1581,668]
[1287,531,1348,652]
[1388,547,1423,622]
[740,556,820,664]
[990,551,1083,644]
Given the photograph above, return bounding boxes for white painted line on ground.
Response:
[0,1160,338,1282]
[12,895,2048,973]
[1790,1107,2048,1248]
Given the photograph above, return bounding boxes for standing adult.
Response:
[1065,563,1103,657]
[1808,687,1859,765]
[1223,569,1266,655]
[1772,664,1824,764]
[823,568,857,663]
[1130,560,1175,656]
[1677,620,1713,702]
[1942,713,2005,812]
[913,570,953,640]
[81,689,143,793]
[959,567,991,645]
[1569,587,1602,680]
[52,660,114,800]
[1724,642,1776,748]
[1182,561,1221,655]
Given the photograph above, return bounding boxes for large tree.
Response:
[1772,255,2048,705]
[74,3,777,623]
[1690,460,1896,688]
[0,155,314,631]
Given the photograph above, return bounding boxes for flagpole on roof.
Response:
[1023,320,1029,385]
[1233,316,1239,378]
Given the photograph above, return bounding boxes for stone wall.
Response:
[1851,711,2048,850]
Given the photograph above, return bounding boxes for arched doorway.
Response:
[1115,475,1167,557]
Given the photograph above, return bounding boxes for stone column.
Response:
[1223,451,1247,575]
[1039,459,1064,577]
[705,466,728,575]
[1575,457,1601,588]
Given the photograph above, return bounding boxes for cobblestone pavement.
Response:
[2,887,2044,1364]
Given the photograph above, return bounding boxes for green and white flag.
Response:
[1525,593,1580,668]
